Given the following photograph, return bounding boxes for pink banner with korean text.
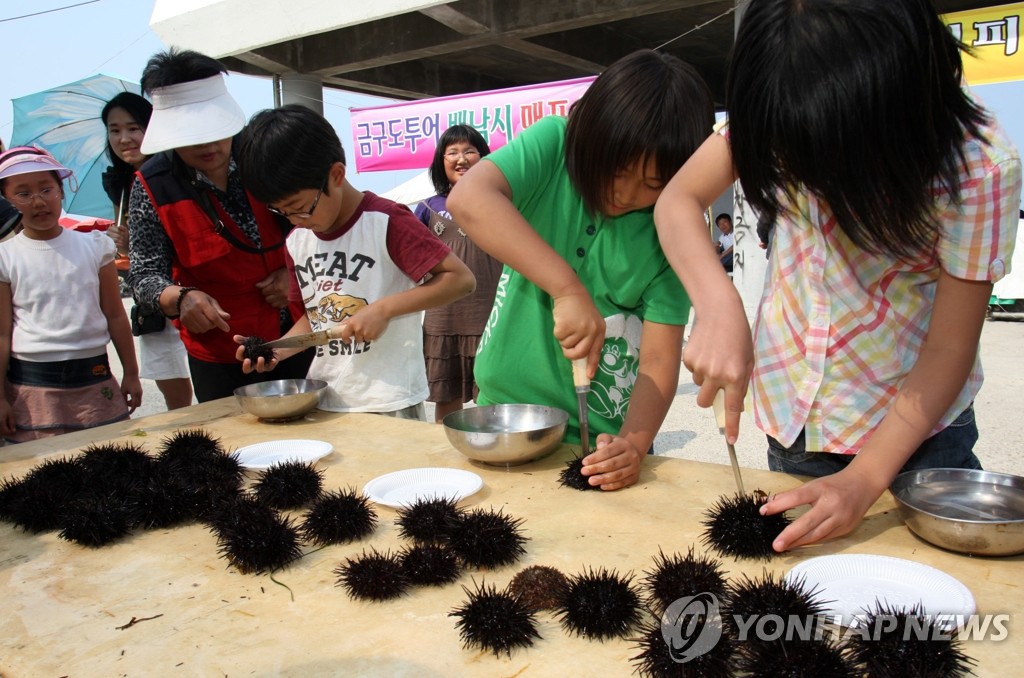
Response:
[350,76,596,172]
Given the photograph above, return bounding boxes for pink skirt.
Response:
[5,355,130,443]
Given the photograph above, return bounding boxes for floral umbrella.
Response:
[10,74,141,219]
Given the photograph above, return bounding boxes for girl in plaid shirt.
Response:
[653,0,1021,550]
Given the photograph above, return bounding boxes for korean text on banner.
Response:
[351,76,595,172]
[943,2,1024,85]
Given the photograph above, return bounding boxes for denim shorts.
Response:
[766,405,982,478]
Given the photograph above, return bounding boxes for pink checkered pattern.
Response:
[750,119,1022,453]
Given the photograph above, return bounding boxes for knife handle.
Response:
[713,390,727,434]
[571,358,590,391]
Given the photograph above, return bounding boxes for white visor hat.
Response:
[141,74,245,154]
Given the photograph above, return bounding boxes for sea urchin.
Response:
[241,335,275,364]
[845,602,975,677]
[450,580,541,657]
[300,488,377,545]
[335,548,409,601]
[701,491,791,560]
[446,507,528,569]
[252,460,324,510]
[507,564,569,612]
[642,547,729,616]
[399,542,462,586]
[558,454,599,491]
[557,566,642,640]
[394,496,465,543]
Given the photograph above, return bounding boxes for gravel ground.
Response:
[112,297,1023,477]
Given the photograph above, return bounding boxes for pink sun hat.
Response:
[0,146,74,181]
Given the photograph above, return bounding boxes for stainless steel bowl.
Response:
[443,404,569,466]
[233,378,328,422]
[891,468,1024,556]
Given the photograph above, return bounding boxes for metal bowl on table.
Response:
[443,404,569,466]
[234,378,328,422]
[891,468,1024,556]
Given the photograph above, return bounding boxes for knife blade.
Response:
[260,326,345,350]
[713,390,745,494]
[572,358,591,457]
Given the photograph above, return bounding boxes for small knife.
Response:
[713,390,745,494]
[572,358,591,457]
[261,326,345,350]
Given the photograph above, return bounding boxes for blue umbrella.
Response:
[10,74,141,220]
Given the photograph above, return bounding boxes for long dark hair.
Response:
[727,0,988,259]
[101,92,153,203]
[429,125,491,196]
[566,49,714,217]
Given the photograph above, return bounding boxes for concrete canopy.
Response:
[150,0,998,105]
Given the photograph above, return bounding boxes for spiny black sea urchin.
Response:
[212,496,303,574]
[558,454,599,491]
[630,615,736,678]
[394,496,464,543]
[335,548,409,601]
[446,507,527,569]
[845,602,975,677]
[7,457,85,532]
[701,490,791,560]
[156,429,244,522]
[241,335,275,363]
[507,564,569,612]
[450,580,541,657]
[736,637,856,677]
[78,442,155,488]
[400,542,462,586]
[252,460,323,510]
[557,566,642,640]
[300,488,377,545]
[722,571,827,641]
[159,428,224,458]
[642,547,729,616]
[57,490,134,547]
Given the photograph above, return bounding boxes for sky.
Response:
[0,0,421,196]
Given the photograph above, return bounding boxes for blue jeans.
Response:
[766,405,982,478]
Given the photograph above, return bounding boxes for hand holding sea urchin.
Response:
[701,490,791,560]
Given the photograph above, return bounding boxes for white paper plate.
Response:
[785,554,976,627]
[233,439,334,470]
[362,467,483,508]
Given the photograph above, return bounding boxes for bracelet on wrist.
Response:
[168,286,199,319]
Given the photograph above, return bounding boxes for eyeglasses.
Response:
[443,149,480,161]
[267,178,326,219]
[9,187,61,206]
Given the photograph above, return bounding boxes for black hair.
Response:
[100,92,153,204]
[429,124,492,196]
[235,104,345,205]
[727,0,988,259]
[141,47,227,94]
[566,49,714,217]
[715,213,731,224]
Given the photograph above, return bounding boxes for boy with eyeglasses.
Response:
[233,105,476,420]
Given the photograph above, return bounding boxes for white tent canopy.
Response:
[149,0,447,60]
[380,170,434,209]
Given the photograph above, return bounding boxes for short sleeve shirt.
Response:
[751,116,1022,453]
[474,115,691,443]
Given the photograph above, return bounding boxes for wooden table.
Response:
[1,400,1020,676]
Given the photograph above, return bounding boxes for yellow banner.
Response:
[943,2,1024,84]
